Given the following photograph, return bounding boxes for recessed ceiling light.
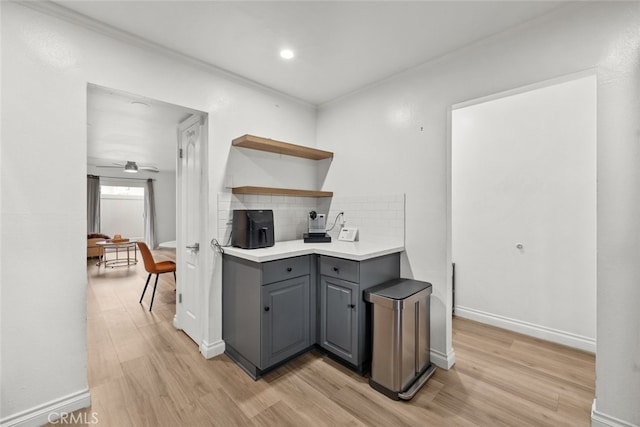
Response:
[280,49,295,60]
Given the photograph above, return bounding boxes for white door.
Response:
[175,114,203,344]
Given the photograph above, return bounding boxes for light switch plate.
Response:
[338,227,358,242]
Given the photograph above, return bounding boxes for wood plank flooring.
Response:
[52,254,594,426]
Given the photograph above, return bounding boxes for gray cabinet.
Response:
[320,276,358,363]
[261,275,310,368]
[319,253,400,372]
[223,255,313,379]
[223,250,400,378]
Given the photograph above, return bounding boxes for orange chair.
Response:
[136,241,176,311]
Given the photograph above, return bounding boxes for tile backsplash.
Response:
[322,194,405,244]
[217,193,405,246]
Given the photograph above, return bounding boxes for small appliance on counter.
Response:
[303,210,331,243]
[231,209,275,249]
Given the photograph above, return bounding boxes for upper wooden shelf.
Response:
[232,186,333,198]
[232,134,334,160]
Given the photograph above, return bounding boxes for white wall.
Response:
[452,75,596,352]
[317,2,640,425]
[0,2,316,424]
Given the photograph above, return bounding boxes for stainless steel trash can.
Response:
[364,278,435,400]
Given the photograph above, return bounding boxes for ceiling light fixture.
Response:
[280,49,295,60]
[124,161,139,173]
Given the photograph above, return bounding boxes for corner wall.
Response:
[317,2,640,424]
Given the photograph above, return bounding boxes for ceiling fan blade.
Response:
[95,161,158,173]
[138,166,159,172]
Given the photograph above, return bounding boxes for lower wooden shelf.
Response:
[232,186,333,198]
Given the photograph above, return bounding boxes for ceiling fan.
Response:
[96,161,159,173]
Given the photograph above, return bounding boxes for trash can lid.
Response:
[365,278,432,301]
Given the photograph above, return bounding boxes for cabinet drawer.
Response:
[262,256,310,284]
[320,256,359,283]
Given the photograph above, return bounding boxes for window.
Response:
[100,185,145,240]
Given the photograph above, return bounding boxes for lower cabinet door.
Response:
[261,275,310,368]
[320,276,358,364]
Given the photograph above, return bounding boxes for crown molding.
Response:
[13,0,315,109]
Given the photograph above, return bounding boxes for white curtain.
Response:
[87,175,101,233]
[144,178,157,248]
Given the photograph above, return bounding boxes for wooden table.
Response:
[96,240,138,267]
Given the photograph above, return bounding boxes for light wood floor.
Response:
[58,254,595,426]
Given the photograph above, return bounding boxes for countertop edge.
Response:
[313,245,405,261]
[223,241,405,262]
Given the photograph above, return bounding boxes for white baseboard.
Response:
[0,389,91,427]
[455,305,596,353]
[173,314,180,330]
[200,339,225,359]
[430,348,456,370]
[591,399,638,427]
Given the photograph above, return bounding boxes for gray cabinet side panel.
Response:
[358,252,401,366]
[222,255,262,367]
[359,253,401,289]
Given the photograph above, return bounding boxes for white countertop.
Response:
[223,239,404,262]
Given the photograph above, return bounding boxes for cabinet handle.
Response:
[264,306,270,312]
[348,304,355,309]
[287,267,292,272]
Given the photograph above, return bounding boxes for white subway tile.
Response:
[243,194,257,203]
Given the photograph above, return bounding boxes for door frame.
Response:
[86,84,211,359]
[447,69,597,351]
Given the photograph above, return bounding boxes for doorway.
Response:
[451,73,597,352]
[86,83,208,347]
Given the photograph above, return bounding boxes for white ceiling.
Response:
[87,84,201,173]
[65,1,567,173]
[61,1,567,105]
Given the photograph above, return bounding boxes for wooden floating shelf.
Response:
[232,186,333,198]
[232,134,334,160]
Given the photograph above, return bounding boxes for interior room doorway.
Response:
[451,72,597,352]
[86,83,208,350]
